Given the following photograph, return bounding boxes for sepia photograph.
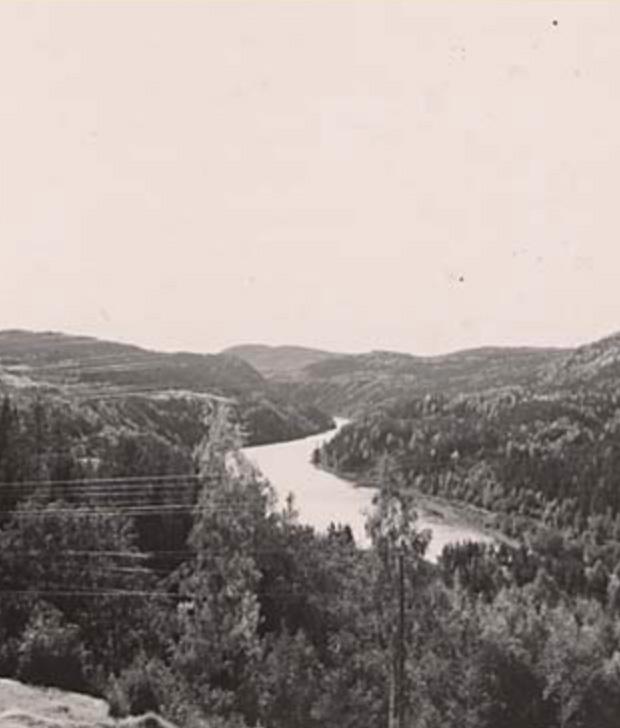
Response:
[1,1,619,726]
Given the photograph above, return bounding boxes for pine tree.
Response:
[174,406,269,716]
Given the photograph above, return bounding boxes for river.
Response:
[243,418,492,562]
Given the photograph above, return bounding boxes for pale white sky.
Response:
[1,1,619,355]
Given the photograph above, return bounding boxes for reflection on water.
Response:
[243,418,491,562]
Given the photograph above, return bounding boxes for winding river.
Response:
[243,418,492,562]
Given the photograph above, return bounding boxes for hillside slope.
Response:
[229,331,620,418]
[222,344,338,378]
[0,331,332,446]
[273,346,570,416]
[0,331,263,396]
[544,331,620,388]
[317,329,620,551]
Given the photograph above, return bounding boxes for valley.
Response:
[3,328,620,727]
[244,418,494,559]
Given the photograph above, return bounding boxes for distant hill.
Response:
[316,329,620,554]
[0,331,333,446]
[543,331,620,388]
[7,329,620,439]
[0,330,264,395]
[232,343,571,416]
[222,344,338,378]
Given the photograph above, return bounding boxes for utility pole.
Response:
[388,665,396,728]
[389,550,406,728]
[374,457,412,728]
[397,550,405,728]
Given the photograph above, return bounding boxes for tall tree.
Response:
[366,456,430,728]
[173,406,269,719]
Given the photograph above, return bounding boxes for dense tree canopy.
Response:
[2,392,620,727]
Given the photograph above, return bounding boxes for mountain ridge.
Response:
[5,328,620,428]
[0,330,333,446]
[224,341,580,415]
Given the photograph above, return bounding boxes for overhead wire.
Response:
[0,474,204,488]
[0,483,202,496]
[4,504,269,517]
[0,588,177,599]
[0,353,300,599]
[9,546,301,560]
[0,583,339,600]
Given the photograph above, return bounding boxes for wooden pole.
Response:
[397,551,405,728]
[388,661,396,728]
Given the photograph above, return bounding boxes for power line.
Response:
[0,485,201,498]
[0,582,346,600]
[3,506,264,517]
[0,473,204,488]
[1,381,232,403]
[0,588,177,599]
[72,388,222,400]
[26,494,198,504]
[12,549,159,559]
[4,503,270,518]
[0,482,200,496]
[7,547,297,559]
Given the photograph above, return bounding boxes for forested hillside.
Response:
[318,330,620,608]
[3,330,620,727]
[1,401,620,728]
[230,343,569,416]
[0,331,333,446]
[544,331,620,389]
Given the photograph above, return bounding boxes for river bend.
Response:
[243,418,491,562]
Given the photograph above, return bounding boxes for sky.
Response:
[1,1,619,356]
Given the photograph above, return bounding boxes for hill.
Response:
[315,329,620,588]
[272,345,570,416]
[4,331,620,728]
[0,331,264,396]
[229,331,620,418]
[222,344,338,378]
[543,331,620,388]
[0,331,332,446]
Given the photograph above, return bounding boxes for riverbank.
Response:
[244,423,501,559]
[411,491,519,549]
[315,462,517,550]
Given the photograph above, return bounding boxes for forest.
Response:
[1,392,620,727]
[0,330,333,448]
[319,386,620,605]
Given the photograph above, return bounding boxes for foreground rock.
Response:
[0,679,175,728]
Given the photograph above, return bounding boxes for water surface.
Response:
[243,418,491,561]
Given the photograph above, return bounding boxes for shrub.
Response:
[16,603,89,692]
[0,636,19,677]
[107,654,168,717]
[107,656,221,726]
